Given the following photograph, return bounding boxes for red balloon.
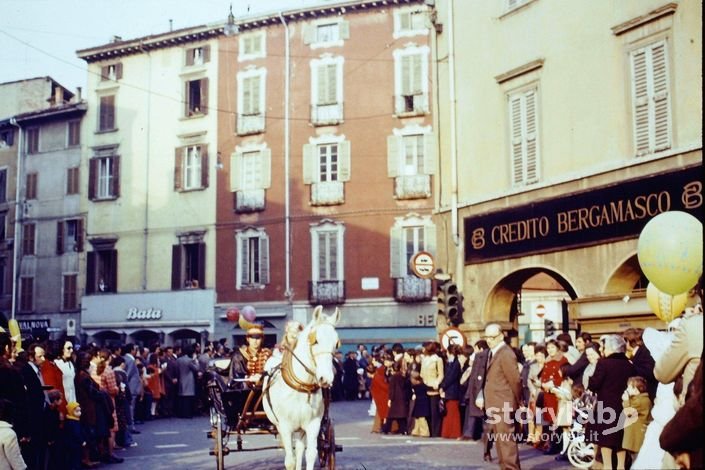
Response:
[226,307,239,323]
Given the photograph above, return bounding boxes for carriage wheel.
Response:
[567,439,595,469]
[213,411,225,470]
[317,420,336,469]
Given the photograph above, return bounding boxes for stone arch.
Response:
[603,252,648,294]
[131,329,160,348]
[483,265,578,325]
[91,330,123,348]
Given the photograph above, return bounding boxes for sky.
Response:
[0,0,326,92]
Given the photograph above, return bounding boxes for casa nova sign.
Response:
[126,307,163,321]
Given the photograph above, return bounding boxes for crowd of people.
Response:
[330,306,702,470]
[0,331,254,470]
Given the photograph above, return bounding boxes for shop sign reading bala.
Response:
[126,308,163,320]
[464,165,703,264]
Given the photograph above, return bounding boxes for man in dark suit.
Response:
[479,323,522,470]
[20,342,48,470]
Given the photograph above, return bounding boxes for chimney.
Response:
[54,86,64,106]
[112,35,122,43]
[76,87,82,102]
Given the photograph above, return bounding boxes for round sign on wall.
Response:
[439,327,466,351]
[410,251,435,279]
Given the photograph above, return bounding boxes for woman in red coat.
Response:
[42,340,67,418]
[369,354,391,433]
[540,339,567,454]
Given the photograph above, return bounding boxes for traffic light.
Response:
[544,319,556,338]
[437,281,463,326]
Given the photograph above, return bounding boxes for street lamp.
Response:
[224,4,239,36]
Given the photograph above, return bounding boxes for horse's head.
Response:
[306,305,341,387]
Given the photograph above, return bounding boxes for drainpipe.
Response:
[279,12,292,301]
[447,0,463,291]
[9,117,22,319]
[142,46,152,290]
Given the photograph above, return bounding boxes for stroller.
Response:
[565,401,596,469]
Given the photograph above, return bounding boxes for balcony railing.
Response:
[237,113,265,135]
[311,102,343,126]
[394,93,429,116]
[234,189,265,213]
[394,174,430,199]
[311,181,344,206]
[394,276,432,302]
[309,280,346,305]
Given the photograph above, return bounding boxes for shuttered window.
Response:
[508,88,539,186]
[67,120,80,147]
[19,277,34,312]
[66,167,80,195]
[88,155,120,200]
[185,45,210,66]
[100,63,123,81]
[62,274,78,310]
[237,229,270,288]
[22,223,36,255]
[303,140,351,184]
[26,127,39,154]
[185,78,209,116]
[631,40,671,156]
[25,173,38,200]
[99,95,116,131]
[242,76,261,115]
[317,64,338,105]
[390,218,436,278]
[401,54,423,97]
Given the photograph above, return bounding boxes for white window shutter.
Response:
[509,95,524,185]
[337,140,351,182]
[240,237,250,286]
[424,223,437,257]
[230,151,243,191]
[252,76,261,114]
[260,235,270,284]
[339,21,350,40]
[242,77,252,114]
[387,135,400,177]
[631,48,650,155]
[651,41,671,152]
[401,56,411,95]
[303,143,315,184]
[412,54,422,94]
[390,225,403,278]
[524,90,538,183]
[260,148,272,188]
[423,132,436,175]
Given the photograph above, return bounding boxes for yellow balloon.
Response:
[638,211,703,295]
[8,318,22,353]
[646,282,689,323]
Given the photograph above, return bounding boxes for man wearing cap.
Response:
[239,325,272,384]
[478,323,522,470]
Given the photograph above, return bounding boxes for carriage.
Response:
[206,307,342,470]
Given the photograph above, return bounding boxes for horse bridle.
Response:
[279,325,339,394]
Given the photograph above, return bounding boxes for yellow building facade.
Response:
[432,0,702,341]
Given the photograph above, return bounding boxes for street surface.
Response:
[116,400,573,469]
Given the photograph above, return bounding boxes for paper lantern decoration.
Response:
[225,307,239,323]
[646,282,689,323]
[637,211,703,295]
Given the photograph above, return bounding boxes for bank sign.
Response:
[464,165,703,264]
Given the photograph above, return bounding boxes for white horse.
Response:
[263,306,340,470]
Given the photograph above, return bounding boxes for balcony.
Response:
[311,181,344,206]
[311,102,343,126]
[394,174,430,199]
[309,280,346,305]
[237,113,265,135]
[394,276,432,303]
[394,93,429,116]
[234,189,265,213]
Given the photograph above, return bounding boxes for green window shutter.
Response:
[230,151,243,191]
[424,223,437,257]
[423,132,436,175]
[174,147,183,191]
[509,94,524,185]
[303,143,315,184]
[338,140,351,182]
[261,148,272,188]
[387,135,400,177]
[651,41,671,152]
[525,90,538,183]
[631,48,650,155]
[390,225,403,278]
[260,235,270,284]
[340,21,350,40]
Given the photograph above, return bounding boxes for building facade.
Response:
[432,0,702,342]
[215,0,439,347]
[77,28,221,346]
[0,77,79,338]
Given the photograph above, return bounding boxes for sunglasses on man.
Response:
[247,334,263,340]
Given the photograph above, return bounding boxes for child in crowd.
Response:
[65,401,85,470]
[0,398,26,470]
[621,376,653,462]
[383,361,409,435]
[409,370,430,437]
[44,390,64,469]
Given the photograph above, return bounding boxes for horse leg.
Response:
[294,431,305,470]
[278,426,296,470]
[304,419,322,470]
